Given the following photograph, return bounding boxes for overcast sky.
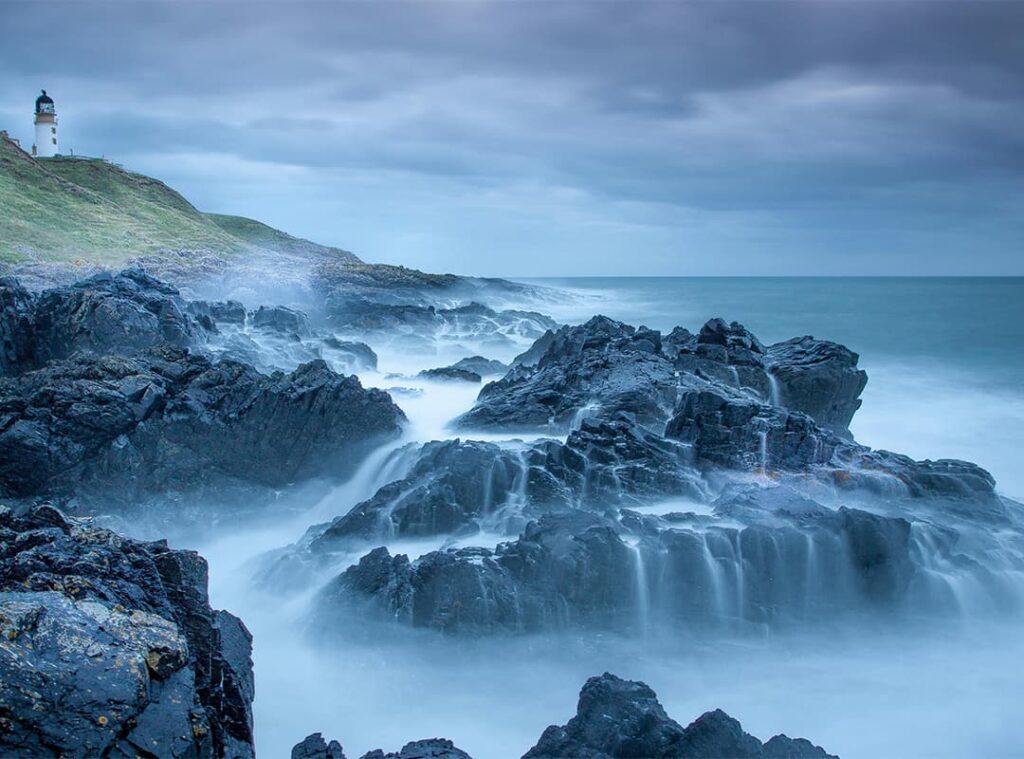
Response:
[1,1,1021,276]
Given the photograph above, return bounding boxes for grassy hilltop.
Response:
[0,131,360,269]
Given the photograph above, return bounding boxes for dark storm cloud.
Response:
[1,1,1021,275]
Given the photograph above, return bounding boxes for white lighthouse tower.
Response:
[33,90,58,158]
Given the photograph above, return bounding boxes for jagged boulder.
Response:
[311,417,701,549]
[292,732,347,759]
[252,304,312,336]
[30,268,205,366]
[0,277,35,375]
[0,505,254,758]
[524,673,834,759]
[360,739,472,759]
[456,316,677,431]
[418,366,482,383]
[450,355,509,376]
[187,298,247,328]
[767,336,867,437]
[0,347,405,509]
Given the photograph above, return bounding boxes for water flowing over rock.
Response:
[310,416,702,550]
[292,733,347,759]
[524,673,834,759]
[0,505,255,758]
[0,347,405,515]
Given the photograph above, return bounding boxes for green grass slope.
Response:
[0,133,247,265]
[0,133,362,271]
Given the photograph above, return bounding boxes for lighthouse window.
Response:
[52,138,57,145]
[51,127,56,134]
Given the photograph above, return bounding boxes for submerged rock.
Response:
[0,347,405,512]
[449,355,509,376]
[418,366,482,383]
[524,672,835,759]
[0,505,254,758]
[312,416,702,549]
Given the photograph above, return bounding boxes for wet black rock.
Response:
[458,315,867,439]
[252,304,312,336]
[293,732,347,759]
[360,738,472,759]
[767,336,867,437]
[524,673,835,759]
[450,355,509,376]
[457,316,678,431]
[320,513,639,634]
[0,269,205,375]
[188,298,247,327]
[0,347,405,510]
[321,494,925,635]
[0,277,35,375]
[418,366,482,383]
[0,505,255,758]
[312,417,702,549]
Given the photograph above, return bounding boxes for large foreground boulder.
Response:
[0,505,255,758]
[0,346,405,510]
[524,673,835,759]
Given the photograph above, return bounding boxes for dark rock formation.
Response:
[450,355,509,377]
[457,316,677,431]
[524,673,834,759]
[188,299,247,327]
[418,366,482,383]
[0,505,255,758]
[293,732,347,759]
[320,495,927,635]
[252,304,312,336]
[0,269,206,375]
[458,315,867,440]
[311,416,702,549]
[360,739,472,759]
[0,347,405,510]
[0,277,35,375]
[767,336,867,437]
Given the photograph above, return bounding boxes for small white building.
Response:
[33,90,58,157]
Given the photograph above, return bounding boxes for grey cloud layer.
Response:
[2,1,1021,275]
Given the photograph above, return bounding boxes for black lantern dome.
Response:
[35,90,55,114]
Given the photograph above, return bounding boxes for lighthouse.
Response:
[33,90,58,158]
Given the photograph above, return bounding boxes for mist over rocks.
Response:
[0,505,255,758]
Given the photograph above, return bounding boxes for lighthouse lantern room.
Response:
[33,90,58,157]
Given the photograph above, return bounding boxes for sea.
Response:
[193,275,1024,759]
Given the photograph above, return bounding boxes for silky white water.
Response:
[187,277,1024,758]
